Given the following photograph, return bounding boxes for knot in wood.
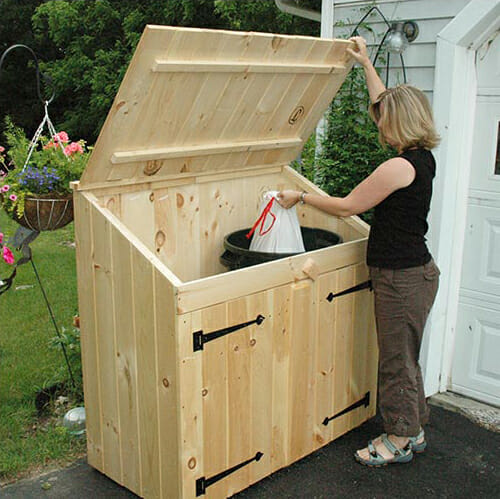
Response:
[106,197,115,210]
[155,230,166,249]
[144,160,162,176]
[176,193,184,208]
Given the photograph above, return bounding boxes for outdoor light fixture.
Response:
[350,6,420,86]
[385,21,419,54]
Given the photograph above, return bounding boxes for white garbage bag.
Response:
[247,190,305,254]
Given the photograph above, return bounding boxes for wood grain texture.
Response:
[91,202,121,481]
[288,281,317,462]
[73,192,103,469]
[79,26,353,189]
[131,245,161,497]
[154,268,181,499]
[111,223,140,492]
[73,25,380,499]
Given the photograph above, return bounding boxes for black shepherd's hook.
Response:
[349,6,408,86]
[0,44,55,104]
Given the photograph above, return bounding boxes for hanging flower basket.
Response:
[10,193,74,231]
[0,117,89,232]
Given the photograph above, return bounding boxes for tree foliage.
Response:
[0,0,393,226]
[0,0,47,134]
[0,0,318,144]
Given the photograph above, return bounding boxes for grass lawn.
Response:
[0,210,86,484]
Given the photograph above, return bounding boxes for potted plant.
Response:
[0,118,90,231]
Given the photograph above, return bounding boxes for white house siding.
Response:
[328,0,472,100]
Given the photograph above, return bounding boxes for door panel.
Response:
[199,265,377,497]
[451,304,500,406]
[452,38,500,406]
[461,204,500,296]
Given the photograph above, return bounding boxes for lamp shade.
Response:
[385,22,408,54]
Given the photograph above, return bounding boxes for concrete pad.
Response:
[430,392,500,433]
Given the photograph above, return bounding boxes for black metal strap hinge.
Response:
[322,392,371,426]
[326,280,372,302]
[196,451,263,496]
[193,314,265,352]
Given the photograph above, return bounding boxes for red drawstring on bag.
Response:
[246,197,276,240]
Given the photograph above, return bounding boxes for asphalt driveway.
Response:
[2,401,499,498]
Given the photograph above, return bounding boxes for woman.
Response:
[277,36,440,466]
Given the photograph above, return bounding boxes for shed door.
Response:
[451,34,500,406]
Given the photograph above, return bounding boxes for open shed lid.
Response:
[79,25,354,190]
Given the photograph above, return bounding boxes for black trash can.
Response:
[220,227,343,271]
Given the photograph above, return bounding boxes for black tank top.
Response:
[366,148,435,269]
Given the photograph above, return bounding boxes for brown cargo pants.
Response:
[369,259,440,437]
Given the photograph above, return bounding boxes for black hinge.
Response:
[322,392,370,426]
[326,280,372,302]
[193,314,265,352]
[196,451,263,496]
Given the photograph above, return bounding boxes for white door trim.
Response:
[423,0,500,396]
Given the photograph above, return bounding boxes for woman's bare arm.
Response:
[347,36,386,103]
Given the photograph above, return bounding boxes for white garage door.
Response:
[451,33,500,407]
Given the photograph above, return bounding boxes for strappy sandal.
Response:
[409,428,427,453]
[354,434,413,467]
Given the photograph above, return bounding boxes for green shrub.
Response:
[297,67,394,224]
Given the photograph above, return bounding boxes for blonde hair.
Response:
[369,85,440,151]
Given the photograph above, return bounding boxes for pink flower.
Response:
[53,131,69,144]
[9,194,17,201]
[1,184,10,192]
[2,245,15,265]
[0,146,5,152]
[64,142,82,156]
[0,232,3,244]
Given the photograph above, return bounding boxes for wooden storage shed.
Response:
[73,25,378,499]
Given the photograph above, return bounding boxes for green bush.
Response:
[297,67,394,224]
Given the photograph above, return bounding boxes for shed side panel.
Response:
[74,192,103,469]
[76,191,182,497]
[154,267,182,499]
[110,226,140,493]
[131,246,161,497]
[91,202,122,481]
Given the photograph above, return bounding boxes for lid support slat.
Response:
[152,60,344,74]
[111,137,302,165]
